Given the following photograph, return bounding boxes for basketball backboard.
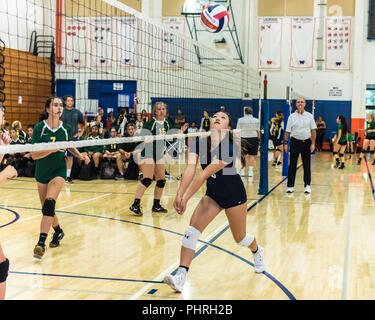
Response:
[181,0,229,15]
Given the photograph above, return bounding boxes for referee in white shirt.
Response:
[284,97,317,194]
[236,106,260,177]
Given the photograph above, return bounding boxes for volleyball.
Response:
[200,4,230,33]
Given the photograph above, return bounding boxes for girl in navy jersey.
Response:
[164,111,265,292]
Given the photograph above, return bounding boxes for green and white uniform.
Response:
[365,121,375,140]
[84,136,103,154]
[140,117,173,161]
[31,120,72,184]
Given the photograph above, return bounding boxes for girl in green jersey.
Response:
[332,116,349,169]
[31,97,89,259]
[358,113,375,165]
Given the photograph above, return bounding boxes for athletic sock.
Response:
[38,233,48,246]
[66,169,71,178]
[179,266,189,272]
[154,199,160,206]
[133,198,140,206]
[53,224,62,234]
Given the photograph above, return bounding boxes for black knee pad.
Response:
[333,151,338,155]
[370,150,375,154]
[42,198,56,217]
[156,179,166,188]
[0,258,9,283]
[141,178,152,188]
[339,153,344,157]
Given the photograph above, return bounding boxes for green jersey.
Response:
[84,136,104,154]
[104,140,120,153]
[32,120,72,183]
[336,124,347,143]
[140,118,173,160]
[366,121,375,138]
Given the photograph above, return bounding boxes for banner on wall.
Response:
[63,17,88,68]
[116,17,138,67]
[161,17,185,69]
[325,17,351,71]
[290,17,315,69]
[258,17,282,70]
[90,17,113,69]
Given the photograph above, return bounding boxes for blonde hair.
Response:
[12,120,21,130]
[368,113,375,122]
[152,101,167,116]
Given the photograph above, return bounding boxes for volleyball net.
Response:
[0,0,272,188]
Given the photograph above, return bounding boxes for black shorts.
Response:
[338,140,348,146]
[272,137,283,147]
[242,137,259,155]
[365,136,375,140]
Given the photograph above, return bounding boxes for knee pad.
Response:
[333,151,338,155]
[339,153,344,157]
[371,150,375,155]
[140,178,152,188]
[156,179,166,188]
[182,226,201,251]
[0,258,9,283]
[42,198,55,217]
[237,233,255,247]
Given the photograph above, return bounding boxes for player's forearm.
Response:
[31,150,56,160]
[177,165,196,198]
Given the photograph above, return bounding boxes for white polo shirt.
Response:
[236,114,259,138]
[285,111,317,140]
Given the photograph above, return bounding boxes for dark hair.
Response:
[244,107,253,115]
[207,111,247,167]
[64,95,74,102]
[338,116,348,135]
[39,96,63,122]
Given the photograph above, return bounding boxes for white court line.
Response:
[12,193,113,224]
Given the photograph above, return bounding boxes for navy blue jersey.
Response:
[190,137,247,208]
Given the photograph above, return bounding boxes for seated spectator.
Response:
[103,127,125,179]
[187,121,198,146]
[118,123,139,180]
[11,121,27,142]
[0,121,10,136]
[26,125,34,144]
[90,115,104,137]
[81,125,103,176]
[106,111,116,130]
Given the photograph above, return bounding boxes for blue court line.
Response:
[0,207,20,228]
[1,169,298,300]
[364,158,375,201]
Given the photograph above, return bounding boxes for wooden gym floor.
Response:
[0,151,374,300]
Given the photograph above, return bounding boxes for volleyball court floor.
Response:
[0,152,374,300]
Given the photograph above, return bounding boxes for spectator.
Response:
[174,109,186,129]
[81,125,104,176]
[135,113,144,132]
[118,123,139,180]
[11,120,27,142]
[117,108,128,136]
[200,110,210,132]
[90,115,104,137]
[26,125,34,143]
[166,112,174,126]
[103,127,125,180]
[127,108,137,124]
[187,121,198,146]
[60,95,86,183]
[316,115,326,152]
[106,111,117,130]
[141,109,149,123]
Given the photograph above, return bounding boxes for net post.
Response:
[258,99,269,195]
[282,102,290,177]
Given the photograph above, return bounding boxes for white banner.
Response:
[63,17,88,68]
[116,17,138,67]
[258,17,282,70]
[161,17,185,69]
[90,17,113,69]
[290,17,315,69]
[325,17,351,71]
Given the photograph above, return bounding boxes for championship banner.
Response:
[258,17,282,70]
[161,17,185,69]
[63,17,88,68]
[290,17,315,69]
[90,17,113,69]
[116,17,138,67]
[325,17,351,71]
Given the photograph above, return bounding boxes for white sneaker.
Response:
[286,187,294,194]
[248,167,254,177]
[253,245,265,273]
[164,267,187,292]
[304,185,311,194]
[240,168,246,177]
